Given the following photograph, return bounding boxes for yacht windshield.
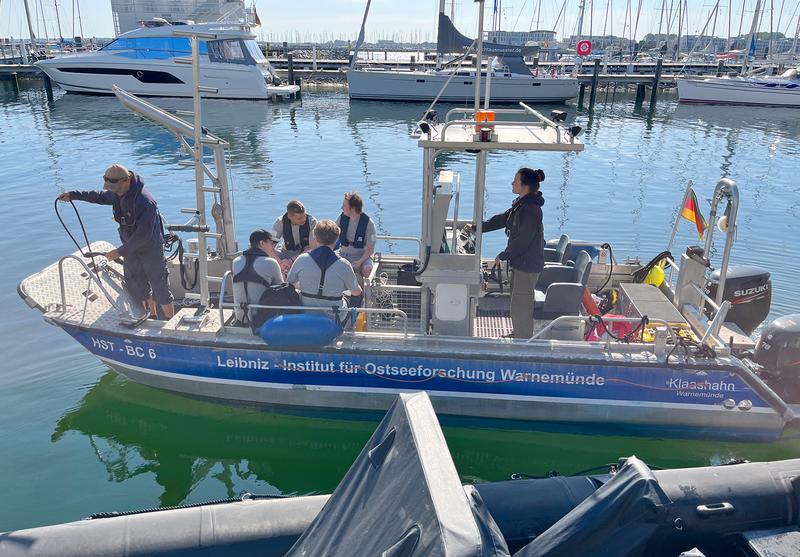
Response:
[101,37,208,59]
[207,39,256,65]
[243,39,266,62]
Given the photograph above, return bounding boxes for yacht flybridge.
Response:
[19,23,800,442]
[36,22,299,100]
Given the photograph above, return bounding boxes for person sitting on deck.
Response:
[232,229,283,326]
[287,220,362,310]
[265,200,318,275]
[335,192,376,279]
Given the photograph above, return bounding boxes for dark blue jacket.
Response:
[482,191,545,273]
[69,173,164,258]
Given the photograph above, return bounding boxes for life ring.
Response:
[550,67,557,78]
[136,70,144,79]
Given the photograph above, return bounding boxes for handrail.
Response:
[440,119,550,142]
[689,282,721,312]
[527,315,678,347]
[218,271,408,337]
[58,255,130,317]
[518,102,562,143]
[701,300,731,348]
[376,235,422,248]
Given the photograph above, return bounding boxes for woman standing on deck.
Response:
[479,167,546,339]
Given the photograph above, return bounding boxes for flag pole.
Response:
[667,180,693,252]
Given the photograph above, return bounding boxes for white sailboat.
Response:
[346,2,578,104]
[676,0,800,107]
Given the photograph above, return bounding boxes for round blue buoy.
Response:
[258,313,342,349]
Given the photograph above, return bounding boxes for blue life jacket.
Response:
[281,212,310,252]
[338,212,370,249]
[302,246,343,302]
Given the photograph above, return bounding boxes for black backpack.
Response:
[249,283,301,330]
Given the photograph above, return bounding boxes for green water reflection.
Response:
[53,373,800,510]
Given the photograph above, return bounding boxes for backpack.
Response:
[249,283,301,331]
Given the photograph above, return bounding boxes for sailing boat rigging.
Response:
[676,0,800,106]
[346,1,578,103]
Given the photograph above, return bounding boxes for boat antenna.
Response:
[350,0,372,69]
[474,0,485,113]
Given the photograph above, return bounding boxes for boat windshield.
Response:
[207,39,258,65]
[243,39,267,63]
[101,37,208,59]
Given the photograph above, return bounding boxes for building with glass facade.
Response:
[110,0,247,36]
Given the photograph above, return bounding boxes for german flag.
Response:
[681,190,707,240]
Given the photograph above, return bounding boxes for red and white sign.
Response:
[576,40,592,57]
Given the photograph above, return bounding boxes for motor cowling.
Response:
[754,314,800,403]
[705,265,771,335]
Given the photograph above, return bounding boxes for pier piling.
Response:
[410,55,416,70]
[649,58,663,110]
[10,71,19,94]
[287,53,294,85]
[588,59,601,110]
[578,83,586,109]
[717,59,724,77]
[635,83,646,106]
[43,73,53,102]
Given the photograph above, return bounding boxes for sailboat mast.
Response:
[350,0,372,69]
[54,0,63,41]
[22,0,37,44]
[743,0,762,72]
[577,0,586,38]
[675,0,683,60]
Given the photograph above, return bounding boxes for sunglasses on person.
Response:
[103,175,128,184]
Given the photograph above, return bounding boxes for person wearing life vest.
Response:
[287,220,362,309]
[335,192,376,279]
[231,229,283,325]
[475,167,546,339]
[266,200,318,275]
[57,164,175,320]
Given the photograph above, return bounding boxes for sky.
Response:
[2,0,799,42]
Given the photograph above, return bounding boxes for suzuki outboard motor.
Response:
[754,314,800,403]
[705,265,771,335]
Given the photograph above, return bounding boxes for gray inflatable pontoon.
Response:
[3,392,800,557]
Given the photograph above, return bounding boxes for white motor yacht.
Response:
[35,22,299,100]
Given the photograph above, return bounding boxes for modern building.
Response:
[110,0,251,36]
[486,29,556,47]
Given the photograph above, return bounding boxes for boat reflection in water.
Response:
[52,373,800,510]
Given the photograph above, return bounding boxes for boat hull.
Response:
[60,324,787,441]
[677,77,800,107]
[35,57,299,100]
[346,69,579,103]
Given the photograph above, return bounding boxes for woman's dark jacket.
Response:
[482,191,545,273]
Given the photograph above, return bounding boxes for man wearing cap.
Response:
[231,229,283,326]
[57,164,175,320]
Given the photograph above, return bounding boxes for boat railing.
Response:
[57,255,132,318]
[660,257,731,350]
[527,315,679,355]
[376,235,422,252]
[217,271,409,337]
[440,103,566,144]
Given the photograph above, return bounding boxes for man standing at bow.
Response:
[57,164,175,320]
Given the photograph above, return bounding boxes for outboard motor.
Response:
[754,314,800,403]
[705,265,771,335]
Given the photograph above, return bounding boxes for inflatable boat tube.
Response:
[258,313,341,349]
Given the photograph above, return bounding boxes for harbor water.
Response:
[1,80,799,532]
